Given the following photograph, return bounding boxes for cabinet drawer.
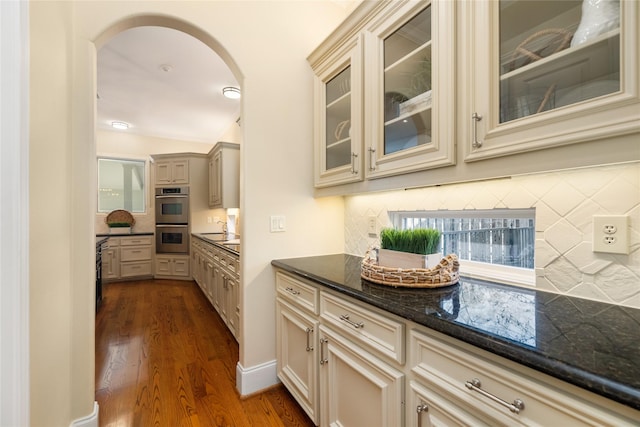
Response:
[120,261,152,278]
[320,292,404,364]
[104,237,120,248]
[120,246,152,262]
[410,328,637,426]
[120,236,152,246]
[276,272,319,315]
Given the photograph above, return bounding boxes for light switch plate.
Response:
[270,215,286,233]
[367,215,377,235]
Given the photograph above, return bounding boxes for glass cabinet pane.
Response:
[326,67,351,170]
[499,0,620,123]
[383,6,432,155]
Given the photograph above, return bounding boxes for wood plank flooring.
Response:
[96,279,314,427]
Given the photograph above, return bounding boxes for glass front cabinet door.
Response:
[365,0,455,179]
[463,0,639,161]
[311,35,363,188]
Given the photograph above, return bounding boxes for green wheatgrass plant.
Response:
[380,228,441,255]
[107,222,132,228]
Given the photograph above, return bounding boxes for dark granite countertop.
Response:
[192,233,240,255]
[271,253,640,411]
[96,231,154,237]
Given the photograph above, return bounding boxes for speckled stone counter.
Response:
[271,253,640,410]
[192,233,240,255]
[96,231,154,237]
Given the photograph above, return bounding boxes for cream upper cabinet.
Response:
[311,35,364,187]
[364,0,455,179]
[208,142,240,209]
[461,0,640,162]
[309,0,455,187]
[154,158,189,185]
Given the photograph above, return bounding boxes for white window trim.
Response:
[459,260,535,287]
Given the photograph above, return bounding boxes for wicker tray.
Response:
[361,253,459,288]
[105,209,135,226]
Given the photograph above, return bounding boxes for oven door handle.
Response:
[156,224,188,228]
[155,195,189,199]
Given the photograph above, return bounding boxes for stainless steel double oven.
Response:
[155,187,189,253]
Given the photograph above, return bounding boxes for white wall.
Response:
[29,1,348,424]
[345,162,640,308]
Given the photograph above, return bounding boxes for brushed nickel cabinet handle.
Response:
[351,152,358,174]
[465,378,525,414]
[472,112,483,149]
[368,147,376,171]
[339,314,364,329]
[319,337,328,365]
[305,327,313,352]
[416,403,429,427]
[285,287,300,295]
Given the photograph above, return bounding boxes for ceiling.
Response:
[97,26,240,144]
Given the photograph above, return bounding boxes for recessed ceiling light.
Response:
[159,64,173,73]
[223,86,241,99]
[111,121,129,130]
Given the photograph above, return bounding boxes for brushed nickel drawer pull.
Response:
[339,314,364,329]
[465,378,525,414]
[285,287,300,295]
[305,327,313,352]
[416,403,429,427]
[320,337,328,365]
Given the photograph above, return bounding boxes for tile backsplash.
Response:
[345,162,640,308]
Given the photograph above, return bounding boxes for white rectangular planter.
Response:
[109,227,131,234]
[378,249,442,269]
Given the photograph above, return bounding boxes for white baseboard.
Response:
[69,401,99,427]
[236,360,279,396]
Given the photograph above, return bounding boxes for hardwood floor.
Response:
[96,279,314,427]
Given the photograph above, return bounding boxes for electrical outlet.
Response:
[367,215,377,235]
[593,215,629,254]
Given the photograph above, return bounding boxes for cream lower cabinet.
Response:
[119,236,153,278]
[409,327,640,427]
[155,254,190,279]
[191,236,239,341]
[318,325,404,427]
[275,271,404,427]
[103,236,153,281]
[102,239,120,280]
[275,269,640,427]
[277,299,319,424]
[219,271,239,338]
[276,272,320,424]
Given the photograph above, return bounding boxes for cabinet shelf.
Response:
[327,91,350,110]
[500,29,620,121]
[327,138,350,150]
[385,42,432,97]
[501,29,620,91]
